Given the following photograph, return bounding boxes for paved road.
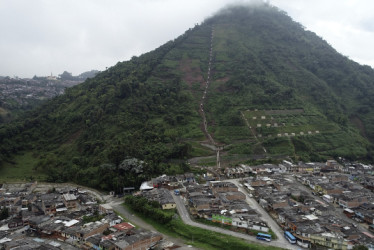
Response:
[227,179,296,249]
[171,191,298,250]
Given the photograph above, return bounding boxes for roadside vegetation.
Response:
[124,196,282,250]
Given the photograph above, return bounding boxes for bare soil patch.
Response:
[350,115,367,138]
[179,59,204,88]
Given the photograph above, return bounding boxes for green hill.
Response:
[1,3,374,189]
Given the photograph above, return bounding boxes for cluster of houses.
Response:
[0,182,162,250]
[184,181,270,233]
[0,76,81,110]
[223,159,374,179]
[244,173,374,249]
[223,160,349,178]
[139,173,270,234]
[138,173,197,210]
[296,173,374,224]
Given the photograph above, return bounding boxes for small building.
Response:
[142,188,176,210]
[123,187,135,194]
[113,222,135,232]
[62,194,78,209]
[99,204,114,214]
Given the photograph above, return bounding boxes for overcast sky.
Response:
[1,0,374,78]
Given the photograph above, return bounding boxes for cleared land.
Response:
[242,109,339,138]
[0,152,46,182]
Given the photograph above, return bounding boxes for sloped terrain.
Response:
[1,4,374,189]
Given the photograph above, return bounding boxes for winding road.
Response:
[171,188,298,250]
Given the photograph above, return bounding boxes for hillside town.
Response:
[0,76,80,105]
[137,159,374,249]
[0,70,98,118]
[1,159,374,249]
[0,183,163,249]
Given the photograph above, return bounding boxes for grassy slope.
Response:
[0,152,46,182]
[198,6,371,162]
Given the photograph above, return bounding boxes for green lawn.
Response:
[0,152,46,182]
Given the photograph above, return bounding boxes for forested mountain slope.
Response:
[1,4,374,189]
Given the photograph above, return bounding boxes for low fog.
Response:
[1,0,374,77]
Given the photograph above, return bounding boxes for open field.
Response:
[242,109,339,138]
[0,152,46,182]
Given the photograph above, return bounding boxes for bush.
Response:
[125,195,173,224]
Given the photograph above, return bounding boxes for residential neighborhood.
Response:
[137,159,374,249]
[0,182,163,250]
[0,76,81,105]
[1,158,374,249]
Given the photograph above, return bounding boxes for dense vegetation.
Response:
[1,4,374,189]
[125,196,174,224]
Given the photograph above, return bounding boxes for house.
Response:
[297,163,319,173]
[326,160,343,171]
[210,182,238,194]
[62,193,78,209]
[85,234,102,250]
[40,193,61,215]
[28,215,51,230]
[221,191,245,201]
[113,222,135,232]
[281,160,297,172]
[142,188,176,210]
[75,221,109,241]
[267,197,289,210]
[317,183,343,195]
[310,232,349,250]
[78,194,97,206]
[249,179,268,187]
[190,197,211,211]
[249,164,279,174]
[103,213,122,227]
[357,203,374,224]
[338,193,368,209]
[232,216,269,232]
[327,173,349,183]
[99,203,114,214]
[2,238,60,250]
[105,228,162,250]
[123,187,135,194]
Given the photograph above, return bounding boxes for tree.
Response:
[0,207,9,220]
[59,71,75,80]
[353,245,368,250]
